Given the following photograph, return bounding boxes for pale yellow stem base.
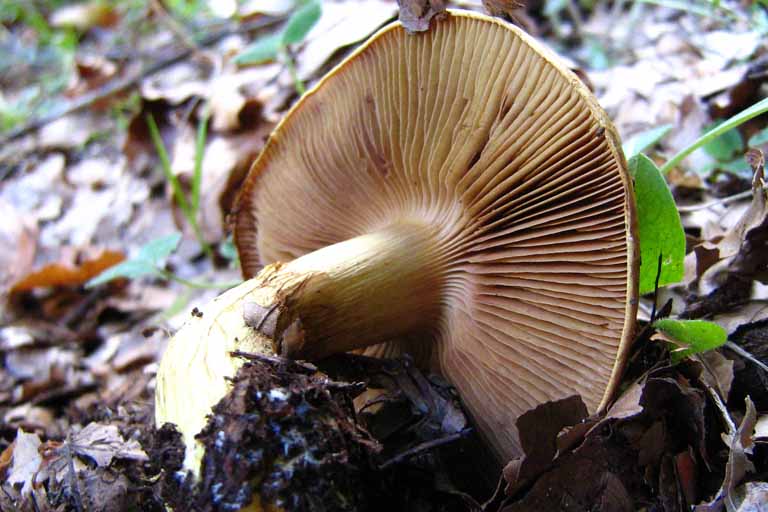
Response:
[154,221,443,479]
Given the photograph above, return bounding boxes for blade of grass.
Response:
[146,113,214,260]
[146,113,194,218]
[660,97,768,175]
[192,105,209,215]
[283,51,305,95]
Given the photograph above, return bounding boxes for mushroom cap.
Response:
[234,10,638,461]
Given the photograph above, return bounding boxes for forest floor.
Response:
[1,1,768,511]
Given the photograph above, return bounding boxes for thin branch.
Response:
[677,190,753,213]
[725,341,768,374]
[378,430,470,469]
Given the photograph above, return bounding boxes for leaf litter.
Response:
[1,0,768,511]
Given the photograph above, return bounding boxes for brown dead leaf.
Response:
[695,398,757,511]
[67,55,118,103]
[10,249,124,293]
[397,0,447,32]
[68,423,148,467]
[0,198,38,298]
[500,422,641,512]
[482,0,523,19]
[697,350,735,402]
[503,395,588,496]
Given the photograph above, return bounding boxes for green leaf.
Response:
[234,33,282,65]
[628,154,686,295]
[748,126,768,146]
[137,233,183,263]
[622,124,673,159]
[653,318,727,363]
[702,121,743,162]
[282,0,322,45]
[86,233,182,288]
[86,260,161,288]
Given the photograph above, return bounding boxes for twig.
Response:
[378,429,470,469]
[677,190,753,213]
[0,16,285,146]
[725,341,768,374]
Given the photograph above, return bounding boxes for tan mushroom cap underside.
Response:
[235,10,638,461]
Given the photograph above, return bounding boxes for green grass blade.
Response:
[145,113,194,219]
[192,105,209,214]
[660,97,768,175]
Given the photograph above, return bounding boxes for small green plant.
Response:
[86,233,238,290]
[628,154,686,294]
[145,108,214,261]
[234,0,322,95]
[660,97,768,175]
[629,97,768,296]
[653,318,728,363]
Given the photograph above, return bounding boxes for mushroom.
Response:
[156,9,638,476]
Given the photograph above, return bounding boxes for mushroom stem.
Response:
[156,221,444,475]
[247,221,444,360]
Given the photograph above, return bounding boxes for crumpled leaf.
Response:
[69,423,148,467]
[482,0,523,18]
[695,398,757,512]
[397,0,446,32]
[697,350,735,402]
[7,429,43,496]
[503,395,588,496]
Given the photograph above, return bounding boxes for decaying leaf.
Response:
[503,395,588,496]
[482,0,523,19]
[695,398,757,511]
[397,0,447,32]
[10,249,124,293]
[6,429,43,497]
[68,423,148,467]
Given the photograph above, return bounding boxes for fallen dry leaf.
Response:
[695,398,757,511]
[10,249,124,293]
[69,423,148,467]
[7,429,43,497]
[503,395,588,496]
[481,0,523,19]
[0,198,38,298]
[397,0,447,32]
